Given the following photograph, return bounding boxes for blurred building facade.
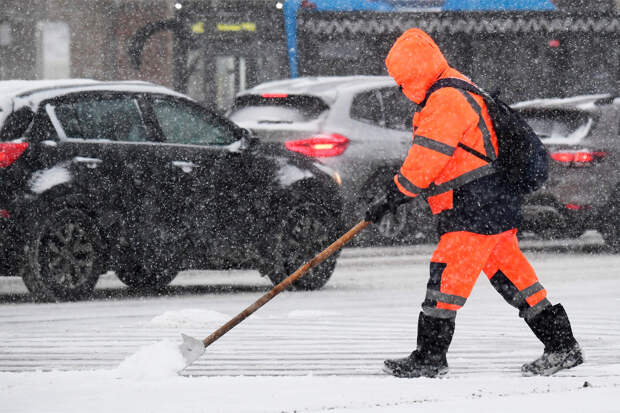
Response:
[0,0,618,103]
[0,0,174,86]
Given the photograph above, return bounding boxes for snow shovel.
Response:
[178,219,371,368]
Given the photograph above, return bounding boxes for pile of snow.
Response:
[115,340,186,380]
[117,308,237,380]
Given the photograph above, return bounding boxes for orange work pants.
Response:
[422,229,551,320]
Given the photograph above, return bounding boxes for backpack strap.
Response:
[421,78,497,162]
[454,89,497,162]
[421,78,491,106]
[411,78,499,198]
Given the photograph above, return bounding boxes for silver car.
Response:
[228,76,436,245]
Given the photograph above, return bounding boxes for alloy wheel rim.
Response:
[40,222,95,289]
[377,207,408,238]
[281,204,331,272]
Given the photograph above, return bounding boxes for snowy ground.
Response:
[1,233,619,412]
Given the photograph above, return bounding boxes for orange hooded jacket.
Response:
[385,28,499,215]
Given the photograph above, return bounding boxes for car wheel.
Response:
[356,174,436,246]
[115,246,179,292]
[21,209,102,302]
[259,201,340,290]
[599,189,620,252]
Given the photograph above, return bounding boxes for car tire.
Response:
[115,247,179,292]
[259,200,340,290]
[599,188,620,252]
[21,209,103,302]
[355,173,437,246]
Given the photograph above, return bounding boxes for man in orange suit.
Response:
[365,28,583,378]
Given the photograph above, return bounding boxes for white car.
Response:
[228,76,437,246]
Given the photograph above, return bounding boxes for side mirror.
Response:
[239,128,259,149]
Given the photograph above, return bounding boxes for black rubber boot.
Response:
[384,312,455,378]
[522,303,584,376]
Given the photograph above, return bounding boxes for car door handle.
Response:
[73,156,102,169]
[41,140,58,147]
[172,161,198,173]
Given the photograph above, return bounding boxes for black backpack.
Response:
[421,78,549,195]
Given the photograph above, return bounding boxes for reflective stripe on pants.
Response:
[422,229,550,320]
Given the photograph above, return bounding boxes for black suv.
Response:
[0,80,344,301]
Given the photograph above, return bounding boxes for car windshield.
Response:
[228,95,328,124]
[519,109,594,145]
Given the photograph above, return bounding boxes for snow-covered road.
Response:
[1,235,619,412]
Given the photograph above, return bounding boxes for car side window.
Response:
[350,90,384,127]
[53,97,147,142]
[151,98,237,146]
[380,87,416,131]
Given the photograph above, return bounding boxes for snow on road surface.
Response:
[1,239,619,412]
[149,308,231,328]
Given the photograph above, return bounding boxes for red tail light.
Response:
[261,93,289,98]
[0,142,28,168]
[550,150,607,167]
[285,134,349,158]
[565,204,591,211]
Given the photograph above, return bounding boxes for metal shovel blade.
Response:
[179,333,205,367]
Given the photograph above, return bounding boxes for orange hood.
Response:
[385,28,449,104]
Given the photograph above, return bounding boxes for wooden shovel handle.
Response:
[202,220,371,347]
